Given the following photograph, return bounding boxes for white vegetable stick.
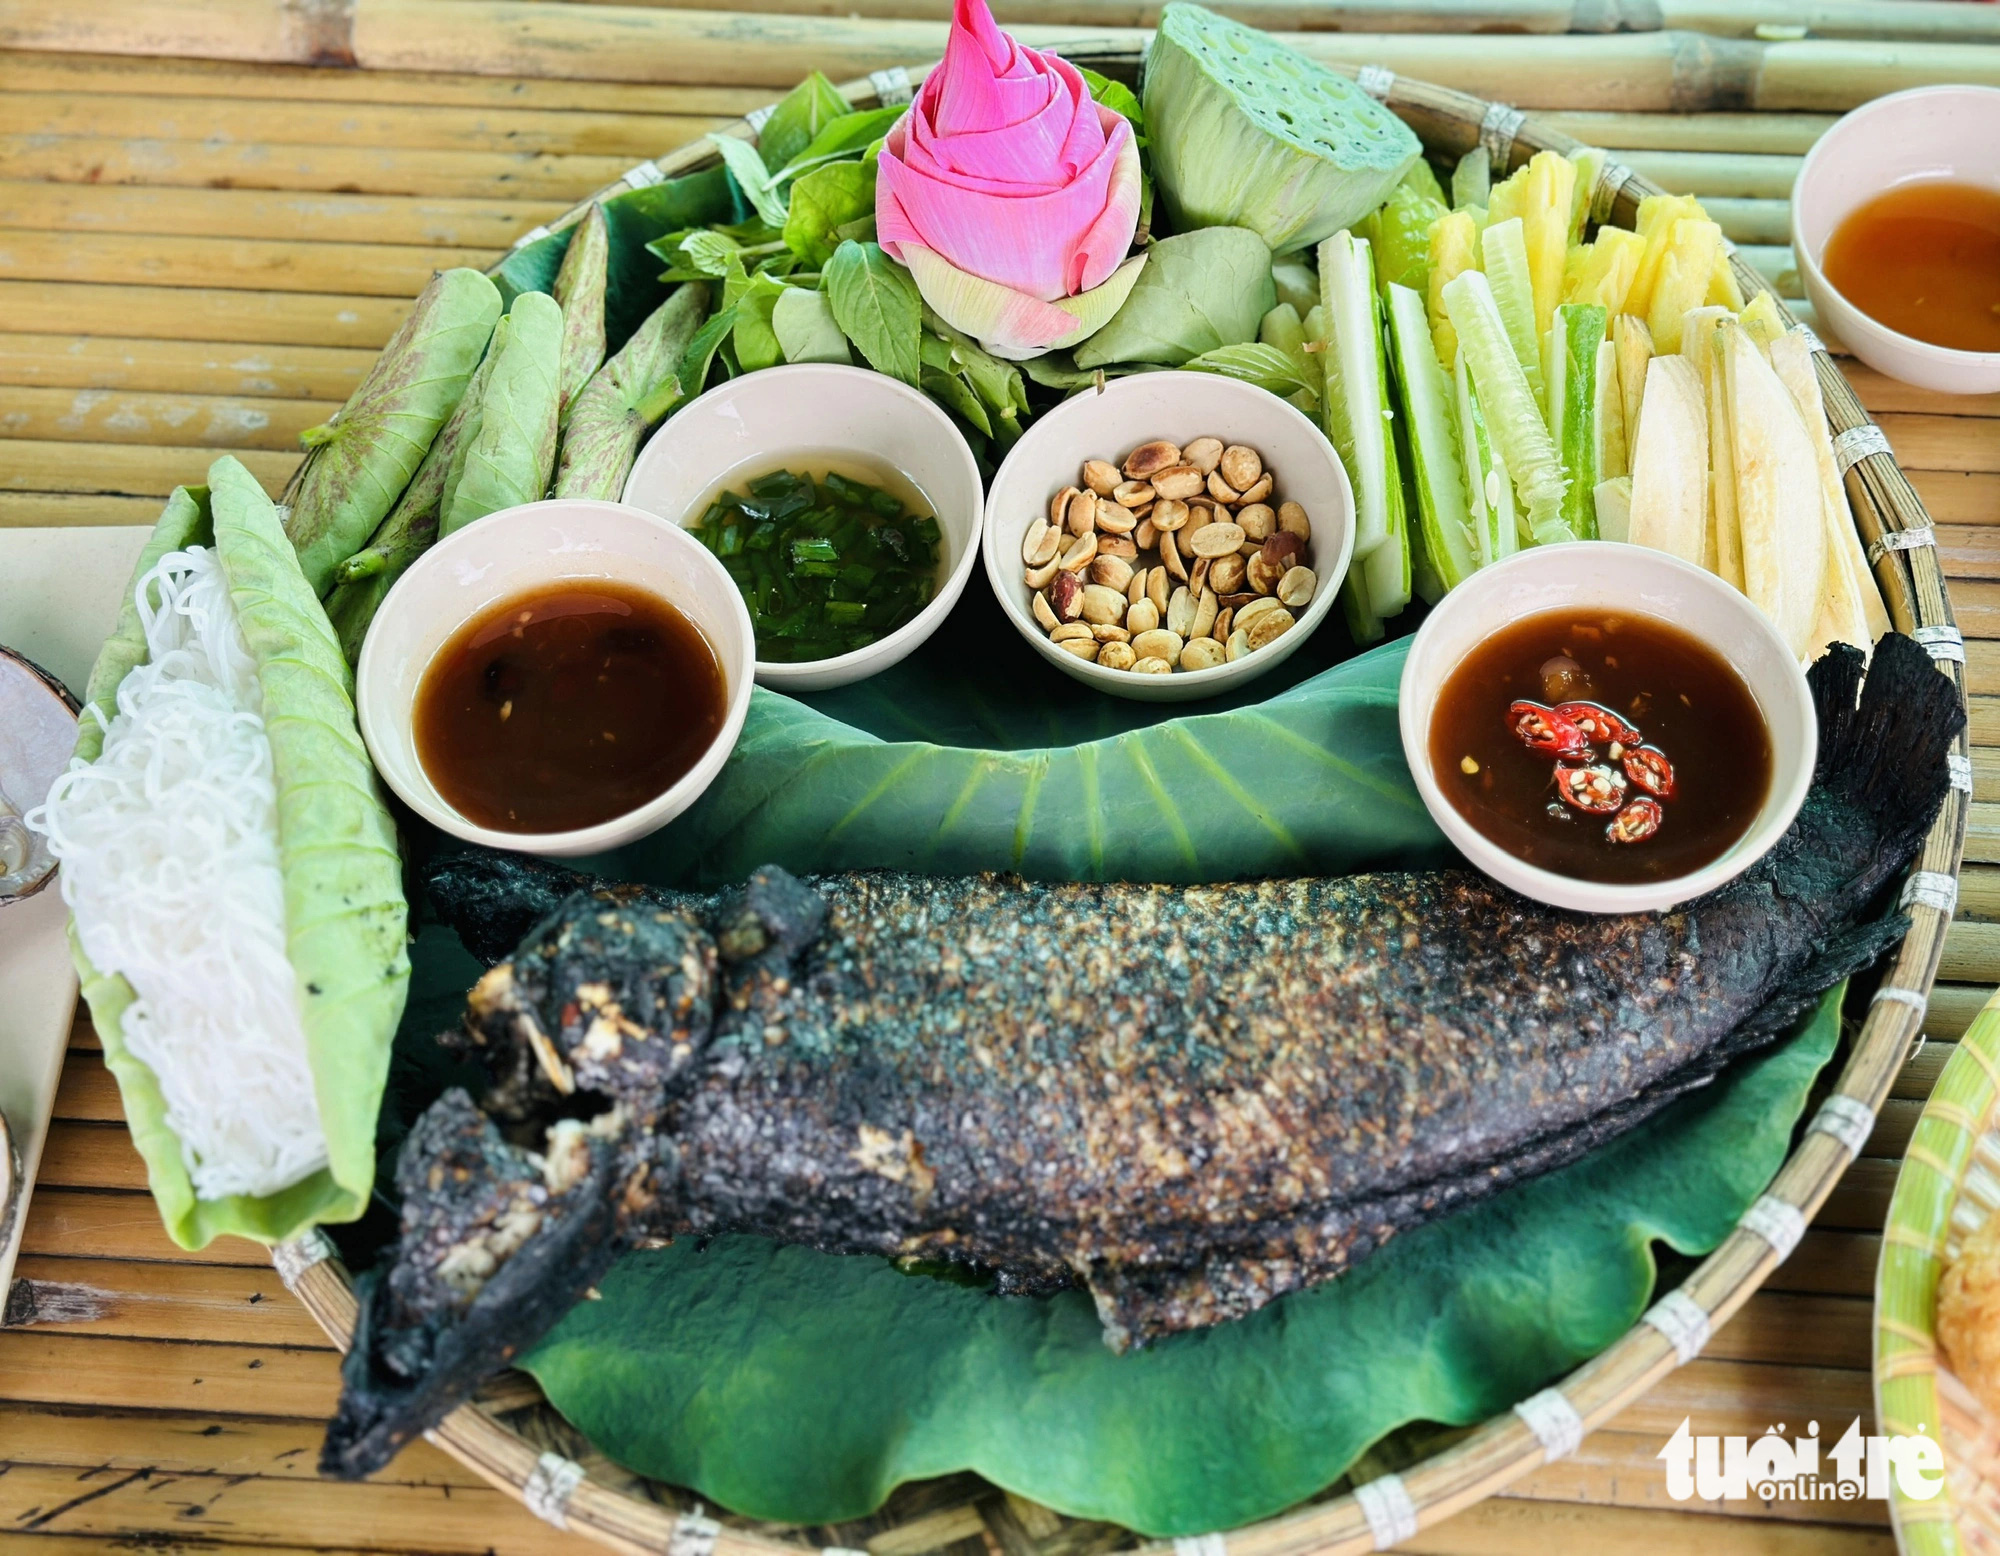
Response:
[1595,475,1633,543]
[1614,315,1653,466]
[1769,331,1892,651]
[1626,354,1707,566]
[1596,337,1628,481]
[1724,323,1827,658]
[1707,345,1743,589]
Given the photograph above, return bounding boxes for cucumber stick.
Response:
[1362,279,1410,618]
[1386,282,1476,597]
[1542,302,1607,543]
[1441,268,1566,534]
[1455,352,1518,567]
[1319,232,1395,563]
[1479,217,1543,408]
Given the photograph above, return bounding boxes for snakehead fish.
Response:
[323,635,1961,1478]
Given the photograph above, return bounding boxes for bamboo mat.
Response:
[4,19,2000,1556]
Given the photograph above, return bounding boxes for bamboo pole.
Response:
[1535,110,1834,153]
[1617,150,1801,198]
[12,3,2000,107]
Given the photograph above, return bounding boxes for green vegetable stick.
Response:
[1455,351,1518,567]
[442,291,563,538]
[555,283,714,503]
[1318,231,1392,561]
[1451,146,1491,212]
[1358,279,1410,619]
[1385,283,1477,597]
[285,267,500,595]
[323,338,503,662]
[1441,268,1566,536]
[552,203,609,425]
[1542,302,1607,543]
[1478,217,1544,408]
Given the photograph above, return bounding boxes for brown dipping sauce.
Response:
[1429,609,1773,886]
[1822,180,2000,354]
[415,581,725,834]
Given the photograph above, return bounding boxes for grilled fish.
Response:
[324,636,1961,1478]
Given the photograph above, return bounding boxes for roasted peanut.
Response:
[1150,498,1189,532]
[1113,480,1155,508]
[1033,590,1059,632]
[1025,555,1060,590]
[1278,565,1316,608]
[1183,436,1224,474]
[1245,553,1283,594]
[1050,569,1085,621]
[1131,628,1183,667]
[1127,567,1148,606]
[1237,473,1273,505]
[1023,517,1059,566]
[1207,470,1241,504]
[1066,488,1098,537]
[1188,555,1211,596]
[1190,586,1218,641]
[1060,531,1098,571]
[1050,485,1079,526]
[1278,501,1311,540]
[1243,606,1294,651]
[1125,598,1161,635]
[1081,583,1127,625]
[1091,622,1130,643]
[1147,565,1170,615]
[1093,553,1133,593]
[1261,531,1304,571]
[1226,628,1249,662]
[1166,585,1195,638]
[1236,503,1275,542]
[1050,621,1095,644]
[1132,656,1173,675]
[1058,636,1100,661]
[1150,465,1205,501]
[1082,459,1121,496]
[1160,528,1187,582]
[1190,522,1246,559]
[1180,636,1226,671]
[1096,499,1137,535]
[1219,444,1262,491]
[1123,440,1181,479]
[1212,606,1233,642]
[1134,518,1157,550]
[1098,535,1138,560]
[1236,596,1284,626]
[1098,640,1137,670]
[1209,553,1246,594]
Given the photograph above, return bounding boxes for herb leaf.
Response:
[772,287,853,365]
[709,133,790,228]
[757,72,852,172]
[824,241,921,387]
[783,159,879,267]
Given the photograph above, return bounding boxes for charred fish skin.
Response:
[327,635,1960,1479]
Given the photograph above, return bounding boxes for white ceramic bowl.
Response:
[355,498,754,858]
[621,363,984,692]
[1399,544,1817,915]
[982,372,1355,703]
[1794,84,2000,395]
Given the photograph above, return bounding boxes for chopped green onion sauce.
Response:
[692,466,941,664]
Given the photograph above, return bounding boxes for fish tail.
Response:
[1808,632,1964,880]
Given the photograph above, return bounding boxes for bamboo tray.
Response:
[269,49,1971,1556]
[1879,988,2000,1556]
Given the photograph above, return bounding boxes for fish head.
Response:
[466,887,719,1112]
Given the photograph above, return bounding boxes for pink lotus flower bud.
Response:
[875,0,1146,357]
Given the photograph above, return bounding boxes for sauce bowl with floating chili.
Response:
[1793,84,2000,394]
[354,498,754,858]
[1400,544,1817,916]
[622,364,984,692]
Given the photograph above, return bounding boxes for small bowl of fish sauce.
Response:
[621,364,984,691]
[355,498,754,857]
[1794,85,2000,394]
[1401,544,1817,916]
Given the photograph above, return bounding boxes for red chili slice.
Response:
[1622,745,1676,800]
[1554,762,1628,814]
[1606,796,1664,844]
[1553,701,1642,747]
[1508,700,1590,758]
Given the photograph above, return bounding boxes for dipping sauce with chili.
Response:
[1428,609,1772,886]
[415,581,726,834]
[1822,180,2000,354]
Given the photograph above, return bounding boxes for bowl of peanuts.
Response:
[982,371,1355,702]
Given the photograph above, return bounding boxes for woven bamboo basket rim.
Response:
[267,44,1971,1556]
[1877,991,2000,1555]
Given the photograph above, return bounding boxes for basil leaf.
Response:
[1182,341,1319,399]
[919,336,991,437]
[681,230,749,278]
[772,286,852,365]
[783,159,878,268]
[757,71,851,172]
[823,240,921,387]
[731,273,787,373]
[708,132,789,228]
[1079,65,1145,145]
[772,105,906,185]
[675,302,739,404]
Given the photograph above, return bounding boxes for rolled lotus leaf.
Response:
[61,457,406,1249]
[285,267,500,594]
[1142,3,1419,256]
[554,282,711,503]
[552,204,609,425]
[323,335,505,662]
[441,291,563,537]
